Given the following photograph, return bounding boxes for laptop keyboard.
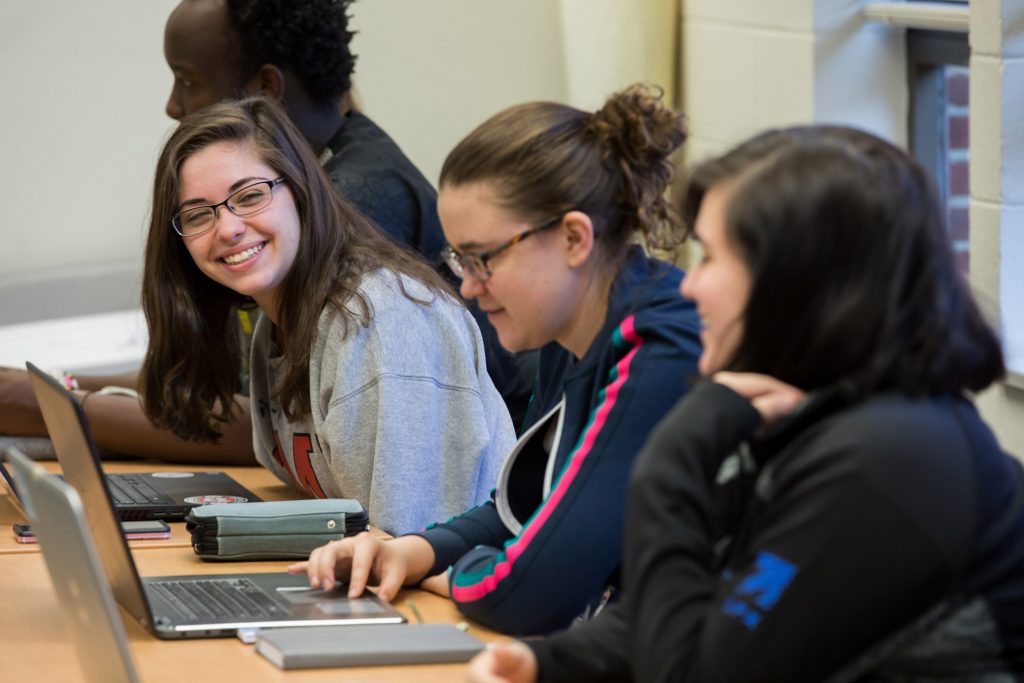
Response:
[149,578,285,621]
[107,474,174,506]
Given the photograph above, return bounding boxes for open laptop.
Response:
[6,447,139,682]
[5,445,405,640]
[25,361,262,521]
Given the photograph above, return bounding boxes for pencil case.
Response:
[185,499,368,561]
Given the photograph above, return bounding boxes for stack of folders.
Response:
[255,623,485,670]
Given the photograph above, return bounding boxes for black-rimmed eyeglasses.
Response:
[171,177,287,238]
[441,214,563,282]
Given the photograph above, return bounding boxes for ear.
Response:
[244,64,286,101]
[560,210,595,269]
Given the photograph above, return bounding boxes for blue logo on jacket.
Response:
[721,551,798,630]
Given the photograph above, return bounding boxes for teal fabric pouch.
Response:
[185,499,368,561]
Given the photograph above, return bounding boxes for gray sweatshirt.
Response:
[250,269,515,535]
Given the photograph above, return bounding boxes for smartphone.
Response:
[13,520,171,544]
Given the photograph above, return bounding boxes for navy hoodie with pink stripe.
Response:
[411,248,702,635]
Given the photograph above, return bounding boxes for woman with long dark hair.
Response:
[140,97,515,535]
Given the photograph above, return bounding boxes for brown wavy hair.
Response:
[141,96,450,442]
[439,83,688,272]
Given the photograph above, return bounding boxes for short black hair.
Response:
[683,126,1004,397]
[226,0,356,104]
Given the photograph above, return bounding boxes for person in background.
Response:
[140,96,514,535]
[0,0,530,460]
[165,0,445,262]
[291,83,704,636]
[468,125,1024,682]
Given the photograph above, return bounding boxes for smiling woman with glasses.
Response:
[139,97,516,536]
[294,83,703,637]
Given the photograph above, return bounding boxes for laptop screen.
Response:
[26,362,154,629]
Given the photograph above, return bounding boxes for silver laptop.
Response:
[5,417,406,640]
[7,447,139,682]
[25,361,261,521]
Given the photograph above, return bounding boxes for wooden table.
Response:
[0,461,497,681]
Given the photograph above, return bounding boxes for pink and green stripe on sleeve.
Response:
[451,315,645,602]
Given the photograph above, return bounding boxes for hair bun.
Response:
[587,83,686,167]
[439,82,690,261]
[586,83,687,251]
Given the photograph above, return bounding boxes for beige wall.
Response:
[350,0,678,185]
[0,0,178,283]
[348,0,568,187]
[969,0,1024,456]
[680,0,906,164]
[558,0,679,110]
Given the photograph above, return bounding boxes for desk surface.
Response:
[0,461,496,681]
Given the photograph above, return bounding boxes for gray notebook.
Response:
[255,623,484,669]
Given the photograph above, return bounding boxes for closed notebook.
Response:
[255,623,484,669]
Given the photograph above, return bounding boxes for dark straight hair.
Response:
[682,125,1004,396]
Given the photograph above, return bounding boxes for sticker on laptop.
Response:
[151,472,195,478]
[183,495,249,505]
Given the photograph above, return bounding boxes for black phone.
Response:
[13,519,171,544]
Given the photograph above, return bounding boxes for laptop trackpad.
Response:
[277,589,388,616]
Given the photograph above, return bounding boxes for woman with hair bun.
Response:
[293,83,703,635]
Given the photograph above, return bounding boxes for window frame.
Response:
[906,29,969,214]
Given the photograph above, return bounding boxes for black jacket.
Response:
[533,381,1024,681]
